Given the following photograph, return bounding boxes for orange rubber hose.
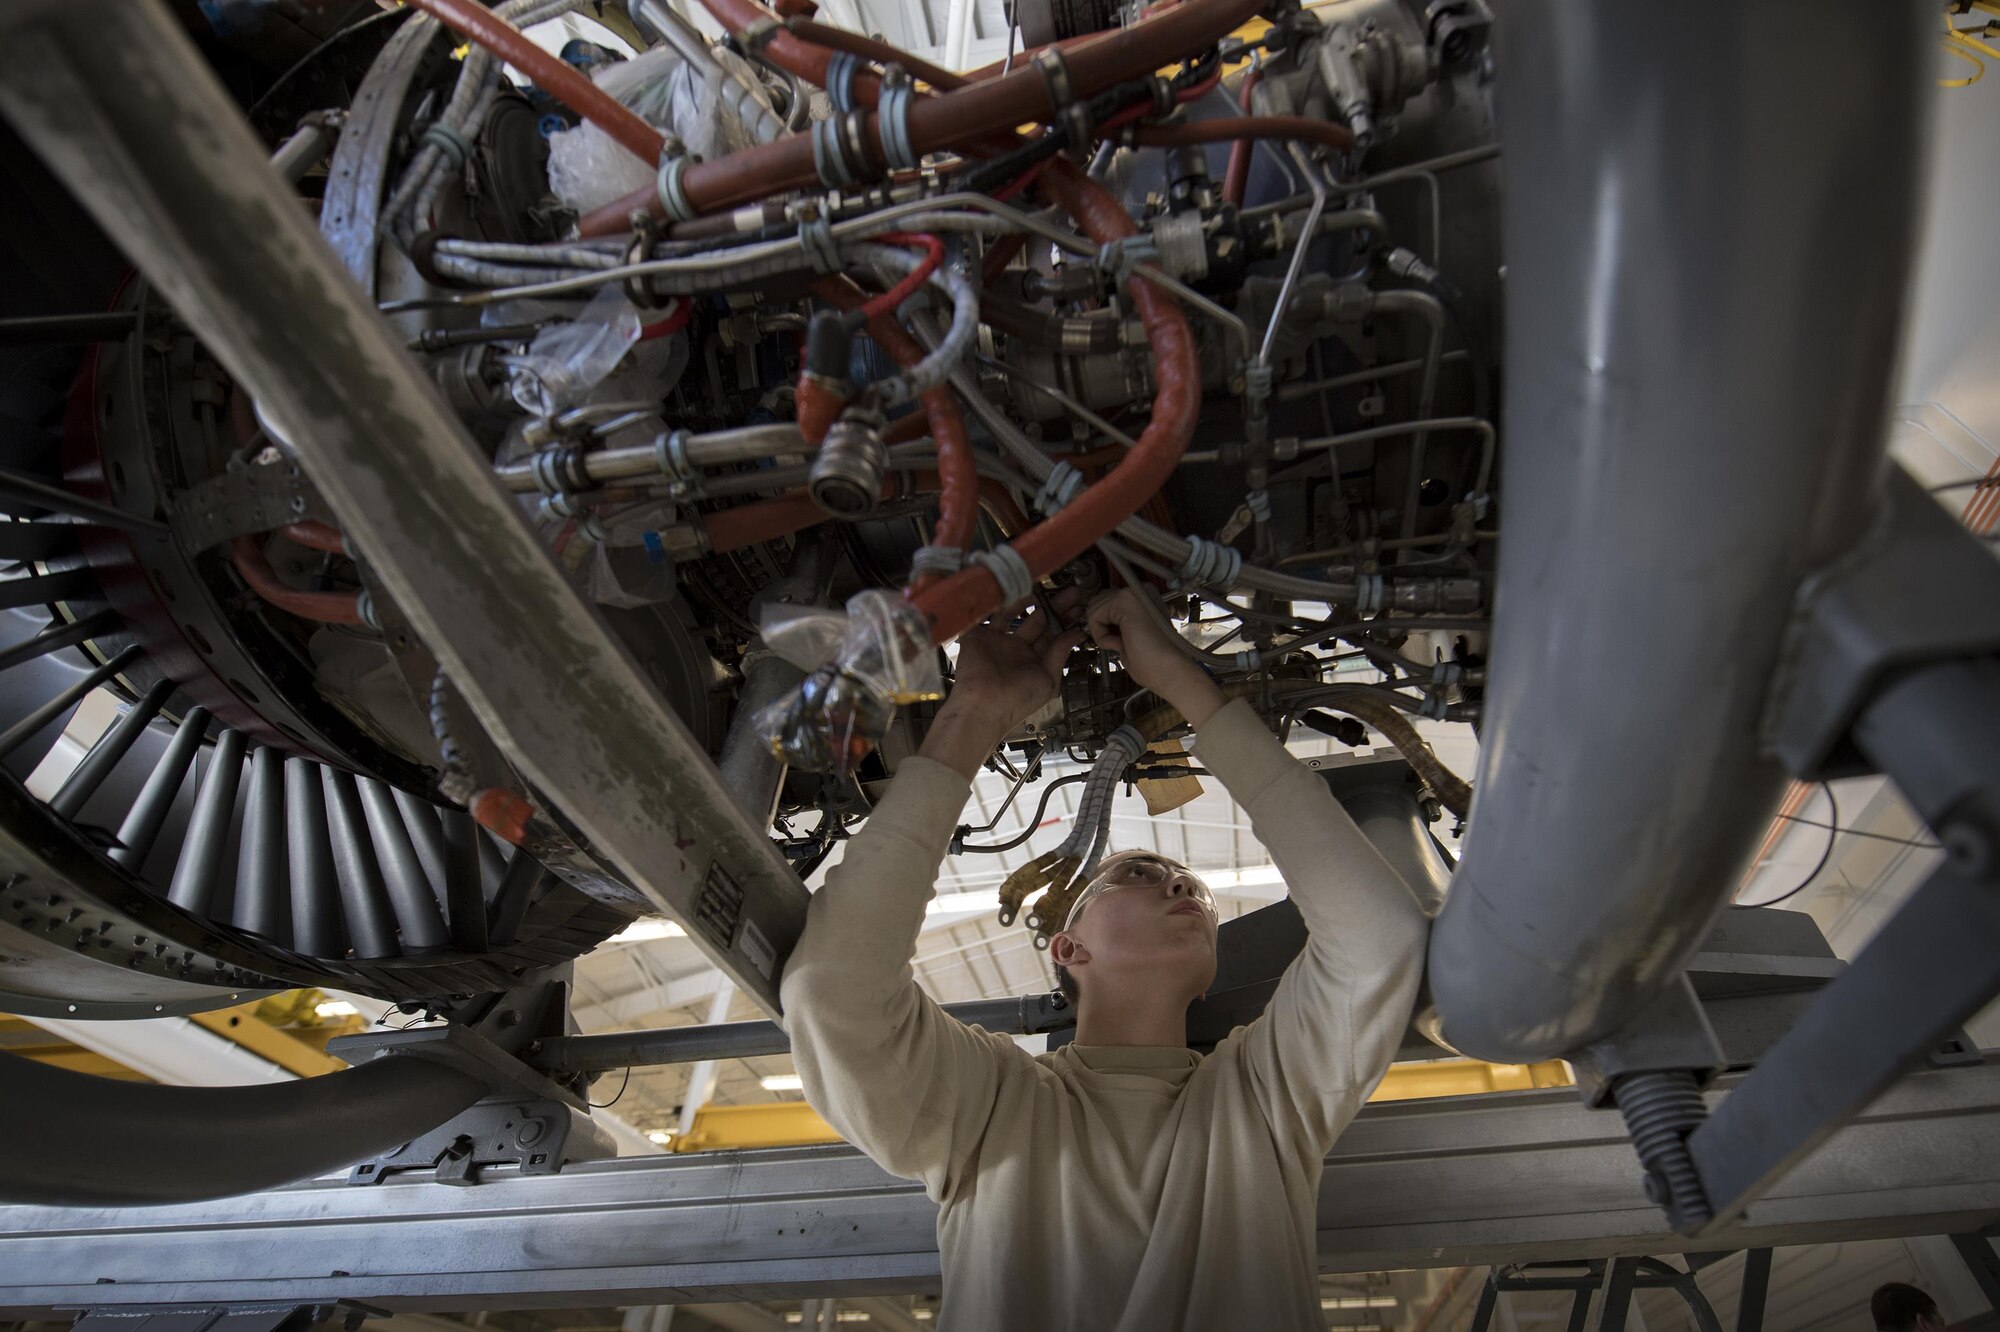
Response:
[230,536,366,625]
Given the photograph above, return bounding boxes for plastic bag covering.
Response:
[754,590,944,778]
[545,45,771,215]
[506,286,641,415]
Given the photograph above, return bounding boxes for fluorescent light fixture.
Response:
[1203,863,1284,891]
[761,1073,805,1092]
[781,1314,868,1324]
[645,1129,673,1145]
[314,999,359,1018]
[1321,1296,1399,1309]
[608,917,687,944]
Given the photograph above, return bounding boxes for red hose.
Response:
[230,536,366,625]
[809,277,979,588]
[577,0,1266,235]
[1135,115,1355,155]
[277,520,348,555]
[907,159,1198,643]
[406,0,664,166]
[705,472,1028,553]
[1221,65,1261,206]
[858,233,945,322]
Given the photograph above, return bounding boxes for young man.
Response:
[780,588,1433,1330]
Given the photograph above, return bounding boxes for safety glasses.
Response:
[1062,855,1217,933]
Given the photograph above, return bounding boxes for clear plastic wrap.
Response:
[545,45,771,215]
[753,590,943,777]
[505,286,641,415]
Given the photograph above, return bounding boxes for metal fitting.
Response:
[809,407,888,519]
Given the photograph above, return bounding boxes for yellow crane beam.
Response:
[673,1059,1573,1153]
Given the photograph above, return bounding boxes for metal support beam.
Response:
[0,0,807,1017]
[3,1063,1997,1312]
[1735,1250,1771,1332]
[1951,1232,2000,1308]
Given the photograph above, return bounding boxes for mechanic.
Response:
[780,587,1433,1331]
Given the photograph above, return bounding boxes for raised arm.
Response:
[1085,591,1433,1158]
[779,599,1085,1199]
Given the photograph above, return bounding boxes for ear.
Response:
[1050,931,1088,967]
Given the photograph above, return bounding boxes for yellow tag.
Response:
[1136,737,1202,816]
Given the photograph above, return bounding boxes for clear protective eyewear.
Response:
[1062,854,1217,933]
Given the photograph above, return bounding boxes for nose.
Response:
[1165,873,1194,898]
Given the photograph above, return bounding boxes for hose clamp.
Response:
[419,121,473,170]
[1033,47,1075,116]
[1175,535,1242,593]
[1354,572,1385,614]
[908,543,965,578]
[655,150,698,224]
[528,444,591,498]
[825,49,863,114]
[877,75,919,172]
[796,206,842,274]
[654,428,698,488]
[1032,460,1085,516]
[1095,235,1160,289]
[970,545,1035,606]
[811,115,859,189]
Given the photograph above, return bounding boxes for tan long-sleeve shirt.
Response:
[780,698,1431,1332]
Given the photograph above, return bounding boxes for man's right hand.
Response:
[1086,589,1228,727]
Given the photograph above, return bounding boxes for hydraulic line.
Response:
[906,159,1199,644]
[1134,115,1354,156]
[229,535,367,625]
[785,17,968,91]
[576,0,1267,235]
[1221,63,1262,206]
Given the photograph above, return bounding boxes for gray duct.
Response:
[1424,1,1929,1062]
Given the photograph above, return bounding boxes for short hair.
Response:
[1053,960,1079,1009]
[1872,1282,1940,1332]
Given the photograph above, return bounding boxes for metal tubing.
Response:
[165,727,246,916]
[321,767,402,959]
[285,756,344,957]
[0,1048,482,1207]
[493,423,806,493]
[535,994,1069,1075]
[1367,289,1445,538]
[112,704,208,868]
[231,745,288,941]
[1424,0,1928,1062]
[0,643,139,757]
[356,776,449,952]
[50,675,172,819]
[0,0,807,1016]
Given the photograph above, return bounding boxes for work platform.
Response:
[2,1060,1996,1315]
